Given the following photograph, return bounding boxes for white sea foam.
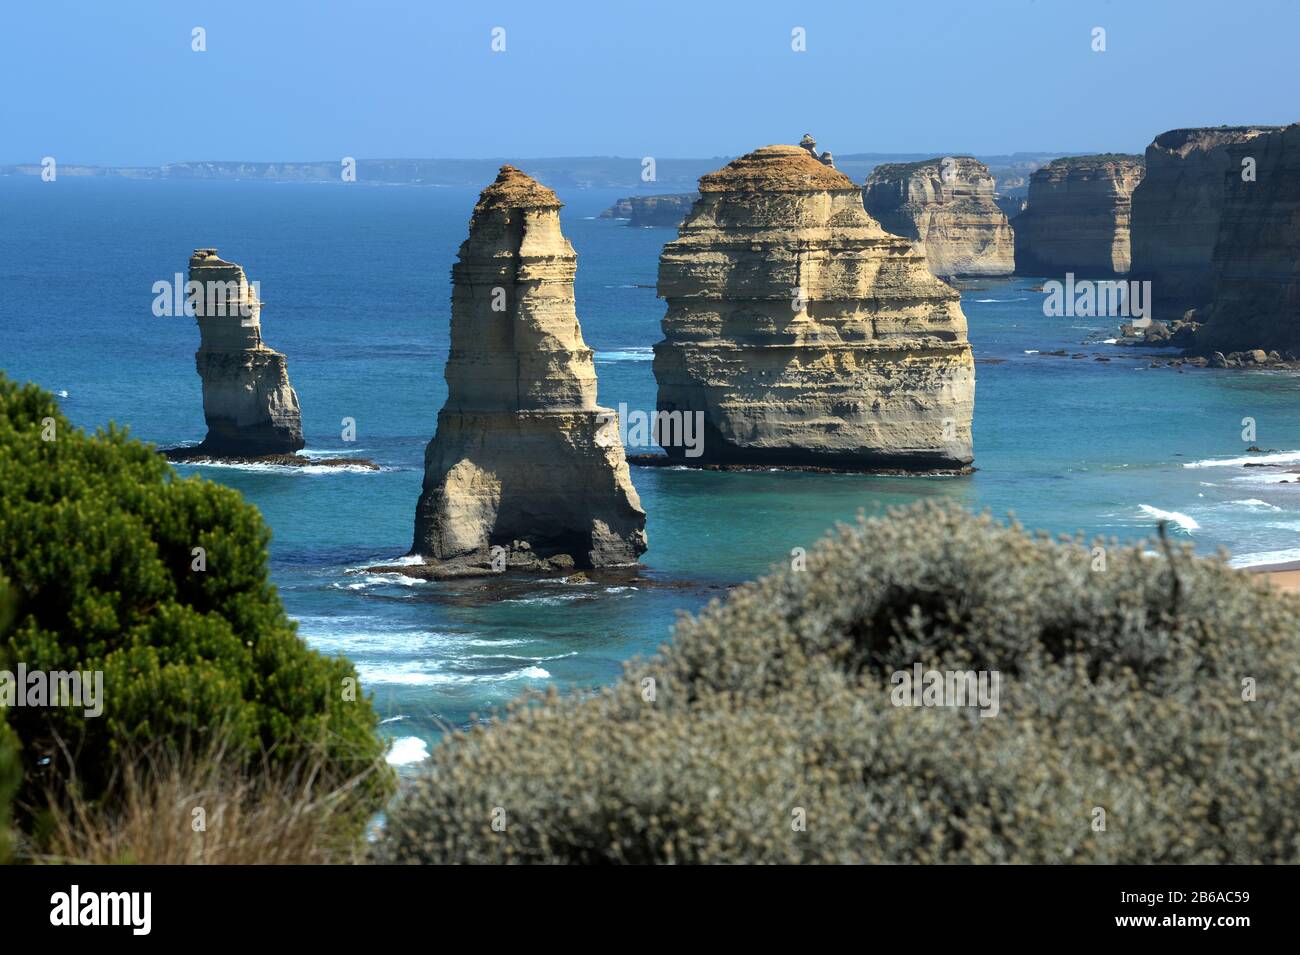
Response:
[1023,350,1039,354]
[298,447,373,458]
[174,459,381,475]
[1184,450,1300,469]
[1137,505,1199,531]
[355,554,425,568]
[1230,472,1296,486]
[1229,547,1300,568]
[499,592,588,606]
[358,662,551,686]
[1224,499,1282,511]
[594,347,654,362]
[386,736,429,766]
[332,573,424,590]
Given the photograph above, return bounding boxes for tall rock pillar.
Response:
[412,166,647,569]
[189,249,304,455]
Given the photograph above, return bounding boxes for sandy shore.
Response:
[1244,560,1300,593]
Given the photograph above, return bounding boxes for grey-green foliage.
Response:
[380,502,1300,864]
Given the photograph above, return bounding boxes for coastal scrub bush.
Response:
[0,374,393,827]
[381,502,1300,863]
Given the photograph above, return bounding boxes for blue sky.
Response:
[2,0,1296,164]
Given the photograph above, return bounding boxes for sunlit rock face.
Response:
[1130,126,1280,318]
[653,144,974,472]
[1196,124,1300,354]
[412,166,647,568]
[864,157,1014,279]
[1013,155,1145,276]
[188,249,304,455]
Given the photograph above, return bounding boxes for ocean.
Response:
[5,175,1300,766]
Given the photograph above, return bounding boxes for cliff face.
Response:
[600,194,698,227]
[1130,126,1280,316]
[653,144,974,472]
[1013,155,1145,275]
[1196,124,1300,354]
[412,166,647,569]
[188,249,304,455]
[864,156,1014,278]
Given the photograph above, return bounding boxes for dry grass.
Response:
[30,733,387,865]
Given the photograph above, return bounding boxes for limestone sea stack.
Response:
[653,144,974,472]
[1196,124,1300,354]
[864,157,1015,278]
[187,249,304,455]
[1013,155,1145,275]
[1129,126,1281,318]
[411,166,647,572]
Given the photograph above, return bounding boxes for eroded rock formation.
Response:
[187,249,304,455]
[864,157,1015,278]
[599,193,698,227]
[411,166,647,573]
[1130,126,1280,318]
[652,144,974,472]
[1013,155,1145,275]
[1196,124,1300,354]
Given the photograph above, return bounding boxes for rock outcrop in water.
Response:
[411,166,647,574]
[1130,126,1280,318]
[1195,124,1300,354]
[599,193,698,227]
[652,144,974,472]
[185,249,304,455]
[864,156,1015,278]
[1013,155,1144,275]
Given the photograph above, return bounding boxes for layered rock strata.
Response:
[864,156,1015,278]
[1013,155,1145,275]
[653,144,974,472]
[187,249,304,455]
[411,166,647,572]
[1130,126,1280,317]
[1196,124,1300,354]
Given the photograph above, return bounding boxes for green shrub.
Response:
[0,374,393,821]
[381,502,1300,863]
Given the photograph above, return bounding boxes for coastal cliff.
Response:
[600,194,698,227]
[1130,126,1280,317]
[652,144,974,472]
[411,166,647,573]
[1196,124,1300,354]
[864,156,1015,278]
[1013,155,1145,275]
[185,249,304,455]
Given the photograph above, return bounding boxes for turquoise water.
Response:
[5,176,1300,763]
